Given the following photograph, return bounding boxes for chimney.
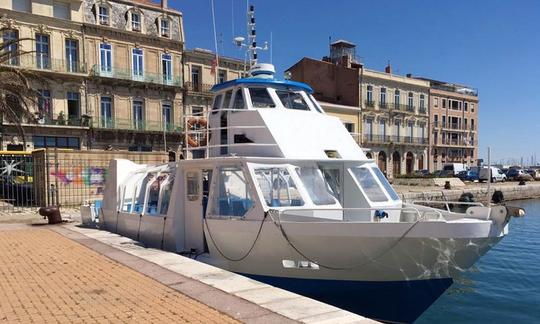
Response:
[161,0,168,9]
[385,62,392,74]
[406,73,412,78]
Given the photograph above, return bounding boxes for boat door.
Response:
[184,169,205,252]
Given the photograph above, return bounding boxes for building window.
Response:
[160,18,170,37]
[13,0,31,12]
[471,118,475,130]
[53,1,70,20]
[192,106,203,116]
[191,66,201,91]
[343,122,355,133]
[471,103,475,113]
[442,98,447,108]
[33,136,79,149]
[162,102,172,130]
[408,122,414,139]
[366,85,373,104]
[35,34,50,69]
[67,92,80,124]
[99,43,112,73]
[394,89,400,106]
[434,114,439,127]
[464,102,468,111]
[218,69,226,83]
[420,94,425,110]
[131,12,141,31]
[380,87,386,107]
[132,48,144,78]
[37,90,51,120]
[408,92,414,109]
[434,97,438,108]
[394,120,401,140]
[133,100,144,130]
[100,96,113,128]
[161,53,172,84]
[65,39,79,72]
[2,29,19,65]
[98,6,109,25]
[442,115,446,127]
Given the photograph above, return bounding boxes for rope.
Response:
[271,212,421,271]
[203,212,267,262]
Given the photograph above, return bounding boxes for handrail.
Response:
[410,200,484,213]
[271,205,444,223]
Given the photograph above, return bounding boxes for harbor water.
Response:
[417,199,540,323]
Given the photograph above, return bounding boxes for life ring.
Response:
[187,117,208,147]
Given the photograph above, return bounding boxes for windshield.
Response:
[295,167,337,205]
[276,90,310,111]
[249,88,276,108]
[371,167,400,201]
[350,167,388,202]
[254,167,304,207]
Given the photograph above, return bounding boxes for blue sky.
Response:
[172,0,540,164]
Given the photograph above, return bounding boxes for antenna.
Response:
[233,2,269,67]
[270,31,273,64]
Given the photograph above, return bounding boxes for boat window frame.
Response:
[144,171,173,216]
[119,170,147,213]
[208,164,256,219]
[348,163,396,204]
[246,87,277,109]
[274,88,311,111]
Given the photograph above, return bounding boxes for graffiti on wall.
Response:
[50,167,108,195]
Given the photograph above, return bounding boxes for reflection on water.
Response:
[417,199,540,323]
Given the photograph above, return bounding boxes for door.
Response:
[184,170,205,252]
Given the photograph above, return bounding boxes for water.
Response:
[417,199,540,323]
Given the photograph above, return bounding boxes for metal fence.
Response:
[0,149,169,213]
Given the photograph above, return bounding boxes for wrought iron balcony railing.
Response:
[92,117,182,133]
[2,54,87,74]
[364,100,376,108]
[91,65,182,87]
[184,82,214,93]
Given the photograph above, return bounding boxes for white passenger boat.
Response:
[98,63,523,323]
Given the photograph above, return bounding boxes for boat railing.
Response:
[270,205,444,223]
[409,200,484,213]
[183,109,279,158]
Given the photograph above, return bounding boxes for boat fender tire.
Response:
[492,190,504,204]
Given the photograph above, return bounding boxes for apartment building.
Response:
[361,68,430,178]
[417,78,479,171]
[287,41,429,178]
[0,0,185,152]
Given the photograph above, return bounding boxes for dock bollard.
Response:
[39,206,62,224]
[444,181,451,189]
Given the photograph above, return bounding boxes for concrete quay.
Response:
[395,181,540,204]
[0,222,376,324]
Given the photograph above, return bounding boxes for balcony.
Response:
[390,103,416,113]
[364,100,376,108]
[361,134,428,145]
[92,117,182,133]
[2,54,86,74]
[362,134,392,144]
[434,123,477,132]
[379,102,389,109]
[436,138,478,147]
[3,115,90,128]
[91,65,182,87]
[184,82,214,94]
[419,106,427,114]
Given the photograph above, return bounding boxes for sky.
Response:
[171,0,540,165]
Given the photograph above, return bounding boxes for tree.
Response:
[0,31,38,149]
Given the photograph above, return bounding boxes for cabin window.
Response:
[249,88,275,108]
[350,167,388,202]
[121,172,146,212]
[214,167,253,217]
[223,90,233,109]
[371,167,400,201]
[134,173,156,213]
[186,172,199,201]
[295,167,337,205]
[233,89,245,109]
[307,94,323,113]
[160,173,174,214]
[276,90,310,111]
[212,94,223,111]
[146,173,169,214]
[254,167,304,207]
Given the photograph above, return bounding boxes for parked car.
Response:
[457,170,479,182]
[433,169,455,178]
[413,169,430,177]
[479,166,506,183]
[442,163,469,176]
[525,168,540,180]
[506,168,534,181]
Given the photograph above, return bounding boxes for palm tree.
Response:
[0,31,39,149]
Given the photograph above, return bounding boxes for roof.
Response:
[331,39,356,47]
[211,78,313,93]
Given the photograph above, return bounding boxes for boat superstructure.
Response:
[98,64,523,322]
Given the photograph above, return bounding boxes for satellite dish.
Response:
[234,36,245,47]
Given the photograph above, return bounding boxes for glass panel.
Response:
[33,136,45,148]
[186,172,199,201]
[212,94,222,111]
[222,90,233,109]
[350,167,388,202]
[131,12,141,31]
[133,173,156,213]
[307,94,323,113]
[215,167,253,216]
[249,88,275,108]
[146,173,167,214]
[254,167,304,207]
[276,90,309,111]
[121,172,145,212]
[372,167,400,201]
[321,168,341,202]
[159,173,174,214]
[295,167,336,205]
[232,89,244,109]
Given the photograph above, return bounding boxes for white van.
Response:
[443,163,469,176]
[479,166,507,183]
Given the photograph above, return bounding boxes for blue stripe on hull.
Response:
[241,274,453,323]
